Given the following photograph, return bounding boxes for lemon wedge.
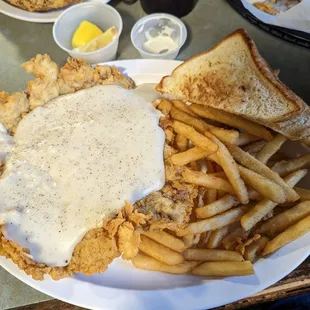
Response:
[72,21,103,49]
[75,26,118,53]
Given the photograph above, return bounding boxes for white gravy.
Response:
[0,85,165,266]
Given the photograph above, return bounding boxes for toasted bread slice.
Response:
[156,29,309,140]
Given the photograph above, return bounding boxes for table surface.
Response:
[0,0,310,309]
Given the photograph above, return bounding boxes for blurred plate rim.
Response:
[0,0,111,23]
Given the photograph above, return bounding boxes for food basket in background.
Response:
[227,0,310,48]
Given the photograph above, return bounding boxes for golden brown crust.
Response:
[0,55,138,280]
[0,55,196,281]
[0,91,30,133]
[118,222,141,260]
[0,131,193,280]
[7,0,82,12]
[67,228,120,276]
[0,54,135,133]
[0,188,192,280]
[156,29,307,123]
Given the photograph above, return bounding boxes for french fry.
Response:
[217,190,227,199]
[208,171,227,179]
[222,226,249,250]
[183,234,201,249]
[171,147,209,166]
[183,249,244,262]
[167,106,239,144]
[197,187,207,208]
[284,169,308,187]
[207,153,221,165]
[238,166,286,203]
[182,235,195,247]
[257,201,310,237]
[235,132,260,146]
[241,169,308,231]
[242,140,267,154]
[170,106,239,145]
[248,188,262,201]
[165,128,175,145]
[182,232,201,248]
[256,134,287,164]
[208,172,227,179]
[170,106,212,133]
[207,226,230,249]
[272,154,310,177]
[204,161,218,204]
[151,99,310,277]
[189,104,273,140]
[157,99,173,116]
[182,168,235,193]
[190,161,199,171]
[263,214,310,256]
[197,158,208,173]
[171,100,198,117]
[204,188,218,204]
[206,160,215,173]
[278,201,297,208]
[192,234,201,246]
[132,253,199,274]
[295,187,310,201]
[140,230,187,253]
[241,199,277,232]
[196,195,239,219]
[171,120,218,153]
[205,132,249,204]
[175,134,188,152]
[169,106,240,144]
[208,127,240,145]
[244,236,269,262]
[226,143,299,202]
[266,152,289,168]
[178,205,248,236]
[192,261,254,277]
[236,234,261,255]
[139,235,184,265]
[197,231,212,248]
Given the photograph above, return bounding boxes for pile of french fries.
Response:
[131,99,310,277]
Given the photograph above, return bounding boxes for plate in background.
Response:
[0,0,111,23]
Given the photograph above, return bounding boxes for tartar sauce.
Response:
[143,25,179,54]
[0,85,165,266]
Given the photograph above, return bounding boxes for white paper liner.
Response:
[241,0,310,33]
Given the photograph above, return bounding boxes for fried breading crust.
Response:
[0,189,193,280]
[7,0,82,12]
[1,54,135,133]
[0,92,30,133]
[0,204,142,280]
[1,221,120,280]
[0,55,197,280]
[68,228,120,276]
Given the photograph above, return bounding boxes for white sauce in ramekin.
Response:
[0,85,165,266]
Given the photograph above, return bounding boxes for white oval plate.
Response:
[1,59,310,310]
[0,0,110,23]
